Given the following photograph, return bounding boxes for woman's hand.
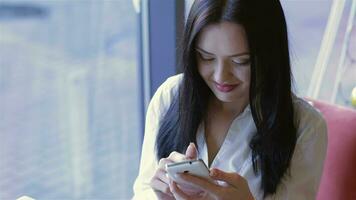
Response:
[149,143,198,200]
[169,168,255,200]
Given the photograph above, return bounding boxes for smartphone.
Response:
[165,159,214,184]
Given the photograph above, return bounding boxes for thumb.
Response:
[209,168,243,188]
[185,142,198,159]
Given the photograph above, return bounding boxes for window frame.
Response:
[137,0,185,143]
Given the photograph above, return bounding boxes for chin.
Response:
[215,93,237,102]
[214,91,248,103]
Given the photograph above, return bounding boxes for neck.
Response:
[209,96,249,118]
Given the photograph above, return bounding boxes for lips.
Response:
[214,82,239,93]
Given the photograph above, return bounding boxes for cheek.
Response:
[244,69,251,84]
[233,67,251,83]
[197,64,212,79]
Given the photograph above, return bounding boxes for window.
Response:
[0,0,140,199]
[281,0,355,108]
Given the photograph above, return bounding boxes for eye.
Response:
[198,52,214,61]
[232,59,250,66]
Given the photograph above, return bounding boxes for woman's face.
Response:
[195,21,251,104]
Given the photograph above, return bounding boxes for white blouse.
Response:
[132,74,327,200]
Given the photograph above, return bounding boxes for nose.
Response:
[214,60,233,84]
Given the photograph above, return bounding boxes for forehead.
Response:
[195,21,249,56]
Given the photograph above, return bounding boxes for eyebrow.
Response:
[195,47,250,57]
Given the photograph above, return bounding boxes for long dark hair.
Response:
[155,0,297,197]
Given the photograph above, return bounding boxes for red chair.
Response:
[309,100,356,200]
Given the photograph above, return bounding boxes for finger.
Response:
[169,180,190,200]
[156,168,170,184]
[168,151,188,162]
[185,142,198,159]
[210,168,244,188]
[158,158,173,169]
[178,173,220,194]
[150,178,173,196]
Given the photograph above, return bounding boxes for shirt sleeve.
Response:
[132,75,180,200]
[268,113,328,200]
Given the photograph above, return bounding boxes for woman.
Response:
[133,0,327,199]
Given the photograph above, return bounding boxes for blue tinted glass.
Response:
[0,0,140,199]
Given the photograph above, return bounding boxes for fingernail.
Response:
[189,142,196,148]
[187,143,193,150]
[185,143,196,159]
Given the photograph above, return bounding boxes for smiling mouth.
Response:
[214,82,239,93]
